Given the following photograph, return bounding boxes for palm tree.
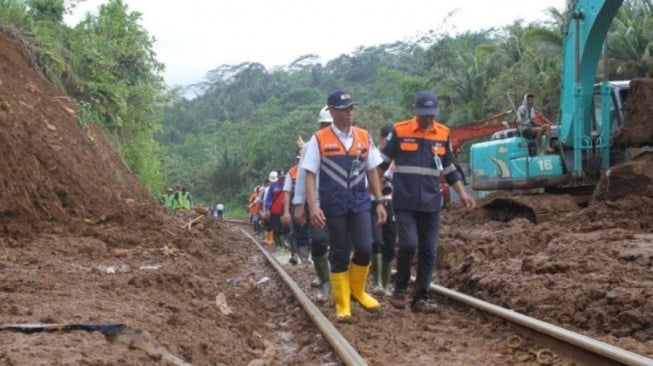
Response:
[606,0,653,79]
[425,33,506,124]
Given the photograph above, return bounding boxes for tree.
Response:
[63,0,168,194]
[606,0,653,79]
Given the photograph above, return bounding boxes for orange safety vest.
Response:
[314,126,372,216]
[248,192,259,215]
[382,118,460,212]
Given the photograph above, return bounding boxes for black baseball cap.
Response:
[414,91,439,116]
[327,90,357,110]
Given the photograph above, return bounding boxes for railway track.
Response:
[239,227,653,366]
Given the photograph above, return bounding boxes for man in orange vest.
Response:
[379,91,476,314]
[282,147,305,265]
[302,90,387,321]
[290,106,334,302]
[248,186,262,235]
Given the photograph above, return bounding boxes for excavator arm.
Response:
[559,0,624,174]
[449,109,554,154]
[449,110,515,153]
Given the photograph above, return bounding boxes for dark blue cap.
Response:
[327,90,357,110]
[414,91,439,116]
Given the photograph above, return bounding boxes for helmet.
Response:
[318,106,333,124]
[268,171,279,182]
[166,187,173,192]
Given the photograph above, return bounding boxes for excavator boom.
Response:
[449,110,515,153]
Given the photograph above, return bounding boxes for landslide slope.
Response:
[0,29,158,242]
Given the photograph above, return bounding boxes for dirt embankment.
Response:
[614,77,653,147]
[0,29,161,245]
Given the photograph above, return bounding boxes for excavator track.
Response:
[481,191,580,224]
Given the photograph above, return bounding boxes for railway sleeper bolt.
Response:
[536,348,555,365]
[507,334,523,349]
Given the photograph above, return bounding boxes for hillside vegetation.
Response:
[2,0,652,209]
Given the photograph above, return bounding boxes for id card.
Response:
[350,159,362,176]
[433,155,443,171]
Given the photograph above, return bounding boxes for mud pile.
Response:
[0,29,159,242]
[592,151,653,202]
[614,77,653,147]
[1,29,321,365]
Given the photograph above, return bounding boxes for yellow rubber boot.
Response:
[330,271,351,321]
[266,230,273,245]
[349,263,380,311]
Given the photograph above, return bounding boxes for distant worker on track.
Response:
[265,170,288,251]
[249,186,262,235]
[173,184,189,212]
[215,203,225,219]
[283,144,309,266]
[163,187,175,213]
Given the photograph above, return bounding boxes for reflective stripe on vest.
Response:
[390,118,453,212]
[315,126,371,216]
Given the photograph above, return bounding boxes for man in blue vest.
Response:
[302,91,387,321]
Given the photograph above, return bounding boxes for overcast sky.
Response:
[65,0,566,87]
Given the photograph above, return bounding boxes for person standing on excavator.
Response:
[517,93,554,155]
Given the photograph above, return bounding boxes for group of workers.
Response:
[248,89,477,321]
[160,184,226,219]
[161,183,193,213]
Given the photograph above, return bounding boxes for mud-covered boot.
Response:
[313,254,330,302]
[349,263,379,311]
[289,236,297,256]
[380,259,393,296]
[371,253,385,296]
[297,245,310,268]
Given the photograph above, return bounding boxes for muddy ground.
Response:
[1,29,653,365]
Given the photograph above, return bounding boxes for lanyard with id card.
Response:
[432,145,443,171]
[350,145,364,177]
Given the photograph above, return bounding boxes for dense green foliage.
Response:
[1,0,651,211]
[159,1,652,209]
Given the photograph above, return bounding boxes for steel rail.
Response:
[241,229,368,366]
[431,283,653,366]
